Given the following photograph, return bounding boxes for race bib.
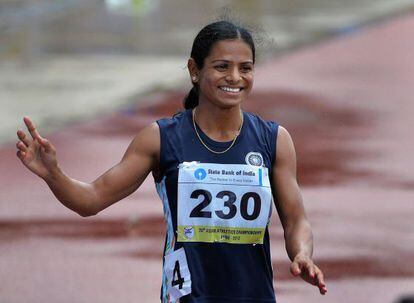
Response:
[177,162,272,244]
[164,248,192,300]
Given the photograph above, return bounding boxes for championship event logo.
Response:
[183,226,195,239]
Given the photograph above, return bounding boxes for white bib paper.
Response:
[164,248,192,300]
[177,162,272,244]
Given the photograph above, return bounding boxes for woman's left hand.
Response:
[290,254,328,295]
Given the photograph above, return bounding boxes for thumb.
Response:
[290,261,302,276]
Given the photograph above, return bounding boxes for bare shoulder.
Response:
[278,125,292,142]
[124,122,160,159]
[276,125,296,162]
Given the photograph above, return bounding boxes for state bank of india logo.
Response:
[194,168,207,180]
[184,226,195,239]
[245,152,264,166]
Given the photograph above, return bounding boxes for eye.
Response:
[214,63,228,71]
[240,65,253,73]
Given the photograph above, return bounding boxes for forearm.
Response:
[284,218,314,261]
[44,166,99,217]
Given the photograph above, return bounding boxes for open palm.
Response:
[16,117,58,180]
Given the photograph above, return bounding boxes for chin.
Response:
[200,91,248,109]
[215,98,244,109]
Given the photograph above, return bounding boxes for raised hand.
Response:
[16,116,58,180]
[290,254,328,295]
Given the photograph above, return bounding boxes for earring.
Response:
[192,76,197,82]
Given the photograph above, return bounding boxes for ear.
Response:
[187,58,199,83]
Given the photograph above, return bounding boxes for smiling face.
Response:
[189,39,254,109]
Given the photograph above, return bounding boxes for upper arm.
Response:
[272,126,307,230]
[91,122,160,213]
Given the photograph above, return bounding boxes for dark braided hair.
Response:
[184,21,256,109]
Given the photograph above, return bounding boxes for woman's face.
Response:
[192,39,254,109]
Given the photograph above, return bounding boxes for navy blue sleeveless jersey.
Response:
[154,109,279,303]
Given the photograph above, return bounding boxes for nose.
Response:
[225,67,241,83]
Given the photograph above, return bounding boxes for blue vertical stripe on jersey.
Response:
[156,177,176,303]
[259,168,263,186]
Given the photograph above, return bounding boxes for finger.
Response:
[16,150,26,160]
[17,129,31,147]
[314,268,327,295]
[315,269,326,287]
[16,141,28,152]
[306,263,316,280]
[290,261,302,276]
[39,137,53,153]
[317,269,325,283]
[23,116,42,141]
[319,283,328,295]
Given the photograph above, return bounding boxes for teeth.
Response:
[220,87,241,92]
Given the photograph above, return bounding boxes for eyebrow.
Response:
[211,59,254,64]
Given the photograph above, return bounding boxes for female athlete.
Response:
[16,20,327,302]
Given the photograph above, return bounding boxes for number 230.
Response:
[189,189,261,221]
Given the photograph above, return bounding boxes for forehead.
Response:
[206,39,254,63]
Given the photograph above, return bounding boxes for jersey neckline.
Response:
[186,109,246,150]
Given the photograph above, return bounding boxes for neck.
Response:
[194,103,243,142]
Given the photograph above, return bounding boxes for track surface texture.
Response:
[1,14,414,303]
